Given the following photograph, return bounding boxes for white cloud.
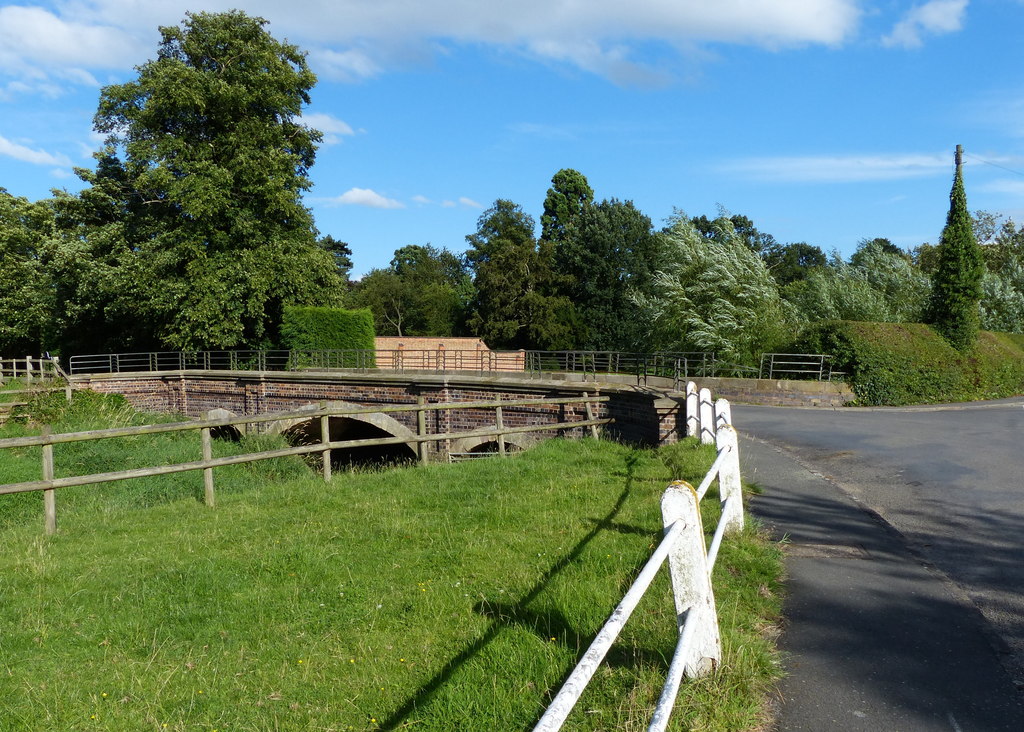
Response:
[300,112,356,144]
[327,187,405,209]
[721,153,951,182]
[882,0,968,49]
[0,134,72,167]
[0,5,145,81]
[0,1,863,93]
[408,194,482,208]
[309,47,383,82]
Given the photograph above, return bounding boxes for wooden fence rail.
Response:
[0,395,611,535]
[0,356,67,384]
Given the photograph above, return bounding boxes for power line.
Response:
[963,151,1024,178]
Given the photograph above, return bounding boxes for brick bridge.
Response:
[70,369,689,462]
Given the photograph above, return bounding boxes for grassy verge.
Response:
[0,393,783,731]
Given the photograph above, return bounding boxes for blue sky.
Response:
[2,0,1023,276]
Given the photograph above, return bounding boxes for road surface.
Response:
[736,398,1024,686]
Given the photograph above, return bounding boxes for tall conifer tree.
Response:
[928,146,985,351]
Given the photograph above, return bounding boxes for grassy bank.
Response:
[0,393,783,731]
[796,320,1024,405]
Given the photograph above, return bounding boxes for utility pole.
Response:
[955,144,963,172]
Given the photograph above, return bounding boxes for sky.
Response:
[2,0,1024,277]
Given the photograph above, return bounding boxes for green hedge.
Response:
[280,307,375,362]
[794,321,1024,405]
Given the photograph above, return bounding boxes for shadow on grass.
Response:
[378,450,658,730]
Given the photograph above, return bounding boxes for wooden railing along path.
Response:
[0,395,610,536]
[1,357,73,424]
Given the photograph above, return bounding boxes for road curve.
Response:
[735,399,1024,686]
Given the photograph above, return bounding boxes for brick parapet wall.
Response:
[70,370,678,451]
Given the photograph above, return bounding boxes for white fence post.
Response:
[661,481,721,676]
[714,397,731,431]
[714,425,744,534]
[685,382,698,438]
[698,388,714,445]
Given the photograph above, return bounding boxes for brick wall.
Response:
[373,337,526,372]
[71,371,682,454]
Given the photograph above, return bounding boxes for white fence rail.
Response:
[534,381,742,732]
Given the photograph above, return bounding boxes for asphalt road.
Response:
[735,398,1024,686]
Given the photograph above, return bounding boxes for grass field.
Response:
[0,391,784,731]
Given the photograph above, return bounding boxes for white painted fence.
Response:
[533,382,742,731]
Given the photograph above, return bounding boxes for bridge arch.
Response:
[269,401,419,468]
[203,407,244,442]
[450,430,536,456]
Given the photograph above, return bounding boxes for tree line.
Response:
[0,11,1011,362]
[351,161,1014,361]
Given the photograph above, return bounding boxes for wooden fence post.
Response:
[661,481,721,676]
[698,388,714,445]
[320,412,332,481]
[714,424,744,534]
[685,382,698,438]
[201,426,215,508]
[42,426,56,535]
[25,355,33,385]
[583,392,599,440]
[417,395,428,465]
[495,405,506,456]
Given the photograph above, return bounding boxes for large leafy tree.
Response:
[350,244,472,337]
[71,10,342,351]
[553,199,664,350]
[634,214,790,364]
[784,244,930,324]
[692,211,777,255]
[0,189,55,355]
[540,168,594,245]
[762,241,826,286]
[980,257,1024,334]
[319,235,354,284]
[927,149,985,351]
[466,200,579,350]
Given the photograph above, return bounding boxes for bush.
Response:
[794,321,1024,405]
[280,306,375,359]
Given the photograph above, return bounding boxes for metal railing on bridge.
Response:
[68,349,838,384]
[758,353,843,381]
[68,349,730,384]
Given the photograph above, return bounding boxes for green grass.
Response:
[0,393,784,731]
[795,320,1024,405]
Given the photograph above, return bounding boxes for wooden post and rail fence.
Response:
[2,370,743,729]
[1,357,73,424]
[0,394,611,536]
